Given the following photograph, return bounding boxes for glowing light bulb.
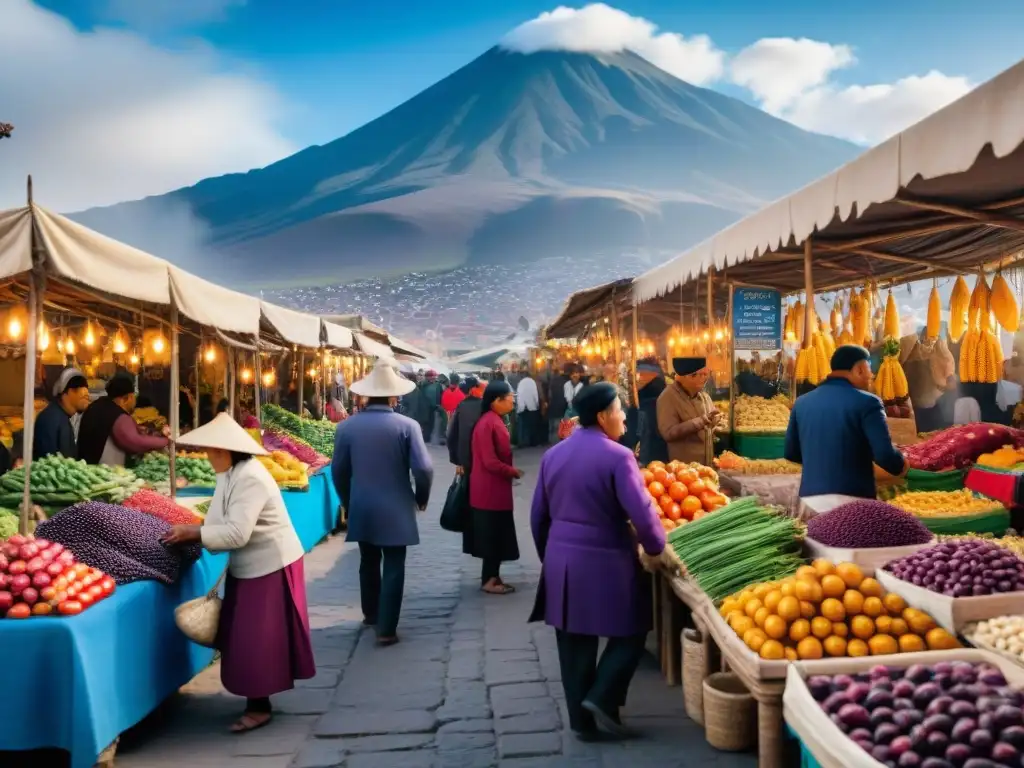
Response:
[83,321,96,348]
[7,318,21,339]
[38,322,50,351]
[308,367,318,378]
[262,371,275,387]
[204,346,216,363]
[152,336,165,354]
[65,338,76,355]
[714,330,723,341]
[240,369,253,383]
[129,353,140,366]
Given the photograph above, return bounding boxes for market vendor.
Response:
[34,367,90,460]
[656,357,720,465]
[785,344,907,499]
[78,373,171,466]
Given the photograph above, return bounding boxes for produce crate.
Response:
[905,467,965,492]
[965,466,1020,508]
[732,432,786,460]
[782,650,1024,768]
[915,506,1010,536]
[875,568,1024,633]
[803,537,935,577]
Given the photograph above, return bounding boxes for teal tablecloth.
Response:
[283,471,336,552]
[0,549,228,768]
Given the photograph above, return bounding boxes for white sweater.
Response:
[200,458,305,579]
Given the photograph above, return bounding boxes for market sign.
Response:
[733,288,782,350]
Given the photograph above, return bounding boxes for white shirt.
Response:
[564,380,583,407]
[516,377,539,413]
[953,397,981,426]
[200,458,304,579]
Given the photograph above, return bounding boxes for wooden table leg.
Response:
[756,696,784,768]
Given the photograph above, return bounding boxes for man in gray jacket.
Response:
[332,363,434,646]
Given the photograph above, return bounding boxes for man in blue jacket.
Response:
[785,345,907,499]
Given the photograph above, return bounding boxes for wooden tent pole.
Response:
[297,349,305,419]
[169,301,179,499]
[727,283,736,436]
[630,304,640,407]
[803,239,814,348]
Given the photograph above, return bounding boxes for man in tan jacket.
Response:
[656,357,720,464]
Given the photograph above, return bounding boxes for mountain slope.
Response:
[72,47,860,287]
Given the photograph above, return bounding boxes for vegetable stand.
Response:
[283,470,338,553]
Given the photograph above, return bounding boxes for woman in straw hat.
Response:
[162,414,315,733]
[332,360,434,646]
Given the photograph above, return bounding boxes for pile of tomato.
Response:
[641,460,729,530]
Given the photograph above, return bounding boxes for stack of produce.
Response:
[959,272,1006,384]
[257,451,310,489]
[35,501,202,585]
[902,424,1024,471]
[0,400,46,449]
[261,430,330,471]
[715,451,801,475]
[795,313,835,386]
[975,445,1024,469]
[721,559,959,660]
[261,404,335,458]
[132,406,167,435]
[891,490,1004,518]
[806,499,934,549]
[641,460,726,530]
[0,534,115,618]
[0,456,144,510]
[807,661,1024,766]
[122,489,203,525]
[131,452,218,488]
[0,509,19,541]
[732,395,791,432]
[884,540,1024,597]
[967,616,1024,664]
[939,534,1024,560]
[669,497,804,600]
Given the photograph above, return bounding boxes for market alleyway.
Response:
[115,446,756,768]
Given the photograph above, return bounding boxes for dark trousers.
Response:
[247,696,271,713]
[555,629,647,733]
[358,543,407,637]
[481,557,500,585]
[518,409,542,447]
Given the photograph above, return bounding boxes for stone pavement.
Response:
[115,446,757,768]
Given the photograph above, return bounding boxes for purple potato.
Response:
[850,728,873,742]
[919,758,954,768]
[927,731,950,755]
[873,745,893,763]
[998,725,1024,749]
[969,730,994,752]
[944,743,972,767]
[894,680,918,699]
[898,753,922,767]
[868,690,897,711]
[823,691,850,714]
[922,714,955,736]
[895,698,917,711]
[928,697,956,716]
[989,742,1018,762]
[894,710,925,731]
[890,736,913,756]
[915,683,944,708]
[872,707,897,728]
[949,701,977,719]
[839,703,871,729]
[993,705,1023,730]
[876,723,902,745]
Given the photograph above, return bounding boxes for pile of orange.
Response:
[719,559,960,661]
[642,460,728,531]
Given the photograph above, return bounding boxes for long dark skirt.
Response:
[466,507,520,563]
[217,558,317,699]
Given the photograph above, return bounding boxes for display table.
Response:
[283,471,336,552]
[0,549,228,768]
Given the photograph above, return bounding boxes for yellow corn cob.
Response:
[927,281,941,339]
[892,358,909,398]
[838,329,853,346]
[795,348,810,381]
[873,358,887,399]
[783,307,794,341]
[884,292,900,338]
[977,326,989,382]
[794,300,804,342]
[822,329,836,360]
[991,272,1019,333]
[830,306,841,336]
[969,273,990,318]
[949,275,969,342]
[852,295,868,346]
[958,328,976,381]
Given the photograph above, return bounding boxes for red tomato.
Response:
[87,585,103,600]
[66,583,80,598]
[6,603,30,619]
[74,564,90,578]
[99,578,115,596]
[63,569,78,584]
[77,591,94,608]
[58,600,83,616]
[32,602,52,616]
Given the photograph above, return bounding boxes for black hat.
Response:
[575,382,619,427]
[105,373,135,399]
[672,357,706,377]
[830,344,871,372]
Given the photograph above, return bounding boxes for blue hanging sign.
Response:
[732,288,782,350]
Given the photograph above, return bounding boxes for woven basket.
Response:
[174,570,226,648]
[702,672,755,752]
[681,628,705,725]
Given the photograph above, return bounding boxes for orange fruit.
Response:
[795,565,820,582]
[763,615,787,640]
[666,504,682,522]
[692,510,707,520]
[820,574,846,599]
[812,559,835,577]
[699,490,720,511]
[823,635,847,657]
[832,622,848,638]
[875,616,892,635]
[902,608,936,634]
[744,598,763,619]
[868,634,898,656]
[835,562,864,589]
[667,461,682,474]
[789,618,811,642]
[925,628,960,651]
[797,636,824,660]
[668,482,688,502]
[883,593,907,614]
[898,634,925,653]
[810,616,832,639]
[687,479,708,496]
[889,618,909,637]
[780,581,796,598]
[763,590,783,614]
[681,496,703,519]
[842,590,864,616]
[743,627,768,652]
[730,615,754,636]
[862,597,884,618]
[647,461,666,471]
[850,615,875,640]
[652,468,669,485]
[799,600,817,619]
[859,577,883,597]
[660,518,676,531]
[659,496,675,514]
[784,647,799,662]
[776,596,800,622]
[759,639,785,660]
[641,470,655,486]
[847,638,869,657]
[820,598,845,622]
[677,468,699,485]
[648,481,666,499]
[754,607,771,628]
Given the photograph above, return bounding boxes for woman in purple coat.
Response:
[529,382,666,741]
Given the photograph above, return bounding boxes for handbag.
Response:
[174,569,227,648]
[439,474,469,533]
[557,415,578,441]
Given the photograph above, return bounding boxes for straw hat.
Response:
[176,413,268,456]
[350,362,416,398]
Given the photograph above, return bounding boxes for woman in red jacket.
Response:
[441,375,466,419]
[469,380,522,594]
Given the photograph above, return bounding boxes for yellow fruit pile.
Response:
[733,395,791,432]
[891,489,1004,518]
[976,444,1024,469]
[959,273,1004,384]
[133,407,167,429]
[715,451,801,475]
[719,559,959,661]
[257,450,309,487]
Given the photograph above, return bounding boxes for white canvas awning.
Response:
[0,207,32,281]
[387,334,429,359]
[260,301,322,348]
[633,56,1024,303]
[321,320,354,350]
[170,266,261,335]
[353,332,393,359]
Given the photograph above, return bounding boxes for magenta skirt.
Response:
[217,558,316,698]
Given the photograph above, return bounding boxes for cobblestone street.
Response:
[115,446,757,768]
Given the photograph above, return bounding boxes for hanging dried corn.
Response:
[883,290,900,338]
[991,270,1019,333]
[926,279,941,340]
[948,275,970,342]
[873,337,909,402]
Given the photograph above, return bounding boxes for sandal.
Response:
[230,713,272,734]
[481,583,515,594]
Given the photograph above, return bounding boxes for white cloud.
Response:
[501,3,726,86]
[729,38,973,144]
[100,0,247,30]
[0,0,294,212]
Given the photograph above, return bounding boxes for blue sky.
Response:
[34,0,1024,150]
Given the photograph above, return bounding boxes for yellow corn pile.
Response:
[795,331,831,384]
[948,275,969,342]
[991,272,1020,333]
[873,338,909,401]
[958,272,1003,383]
[926,281,941,339]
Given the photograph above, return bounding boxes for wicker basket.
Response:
[702,672,755,752]
[682,628,705,725]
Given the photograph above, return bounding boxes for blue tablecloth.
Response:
[0,549,228,768]
[282,471,336,553]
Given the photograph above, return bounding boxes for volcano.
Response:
[72,46,859,288]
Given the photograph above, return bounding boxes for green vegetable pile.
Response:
[0,509,18,541]
[0,455,144,508]
[131,452,217,487]
[667,496,805,602]
[261,404,334,458]
[194,500,210,518]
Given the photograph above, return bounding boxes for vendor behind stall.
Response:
[78,373,171,467]
[34,367,90,460]
[656,357,720,465]
[785,344,907,500]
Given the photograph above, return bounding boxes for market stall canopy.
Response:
[633,57,1024,303]
[452,343,530,367]
[0,207,32,280]
[322,313,388,339]
[353,331,393,359]
[321,320,354,350]
[260,301,322,348]
[169,266,261,335]
[545,278,633,340]
[387,334,428,359]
